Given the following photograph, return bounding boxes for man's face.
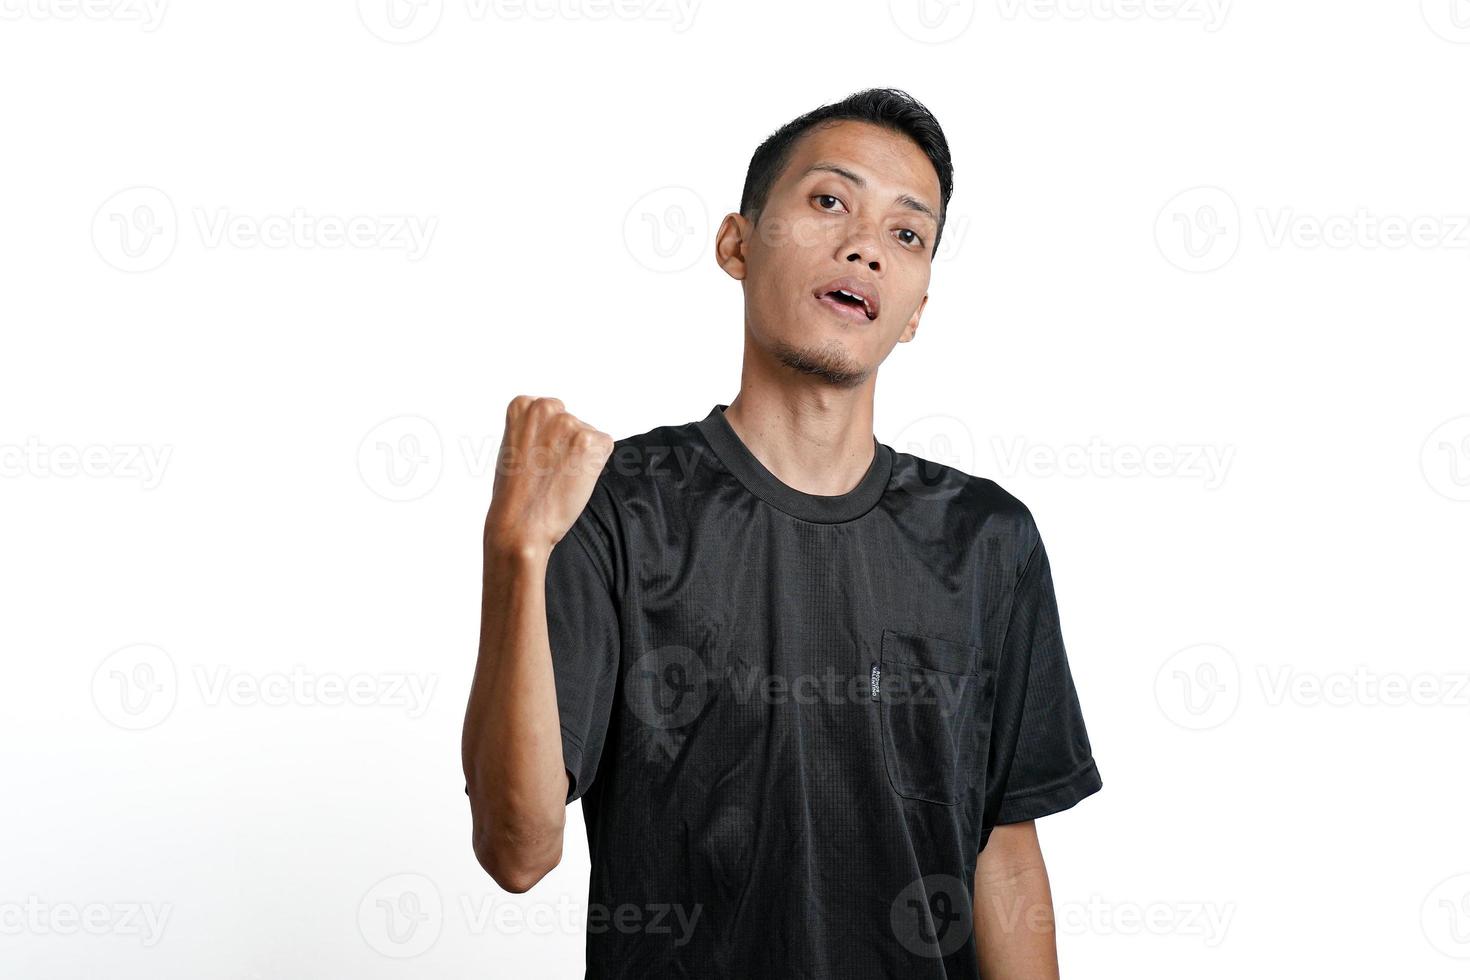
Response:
[718,119,941,389]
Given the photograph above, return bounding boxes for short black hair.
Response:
[738,87,954,259]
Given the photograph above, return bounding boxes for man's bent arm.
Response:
[460,395,613,894]
[974,821,1060,980]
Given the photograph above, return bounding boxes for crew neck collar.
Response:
[694,404,892,524]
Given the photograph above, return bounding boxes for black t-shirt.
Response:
[545,404,1100,978]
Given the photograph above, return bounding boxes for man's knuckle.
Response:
[506,394,534,421]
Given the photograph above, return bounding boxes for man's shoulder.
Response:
[596,414,707,491]
[560,417,701,585]
[887,442,1043,559]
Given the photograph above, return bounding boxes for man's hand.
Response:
[486,395,614,558]
[974,821,1060,979]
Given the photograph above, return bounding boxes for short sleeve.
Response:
[980,523,1101,850]
[546,486,622,805]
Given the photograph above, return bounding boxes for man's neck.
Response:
[720,381,878,498]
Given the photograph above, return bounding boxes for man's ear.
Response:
[714,212,750,281]
[897,293,927,343]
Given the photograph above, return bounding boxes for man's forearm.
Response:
[974,822,1060,979]
[461,539,569,892]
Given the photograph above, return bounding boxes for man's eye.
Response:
[896,228,924,248]
[814,194,845,212]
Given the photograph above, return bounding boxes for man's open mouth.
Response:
[813,278,879,322]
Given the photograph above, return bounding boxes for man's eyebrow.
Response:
[802,162,939,226]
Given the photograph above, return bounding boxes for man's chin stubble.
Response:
[770,338,871,390]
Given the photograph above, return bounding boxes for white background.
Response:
[3,0,1469,977]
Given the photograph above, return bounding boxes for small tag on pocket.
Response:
[870,662,881,701]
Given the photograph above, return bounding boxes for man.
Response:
[462,87,1102,979]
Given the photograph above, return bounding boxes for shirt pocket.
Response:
[876,628,991,806]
